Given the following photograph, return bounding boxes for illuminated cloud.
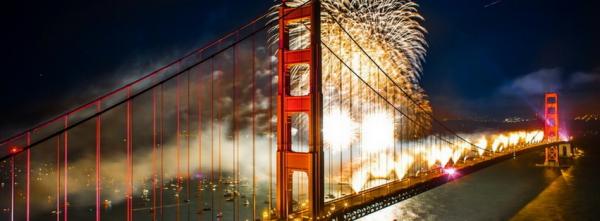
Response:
[500,68,562,95]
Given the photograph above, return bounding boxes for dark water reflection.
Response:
[360,137,600,221]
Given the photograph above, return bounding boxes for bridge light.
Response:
[9,146,21,154]
[443,168,457,176]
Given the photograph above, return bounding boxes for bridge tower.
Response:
[543,92,560,166]
[276,0,324,219]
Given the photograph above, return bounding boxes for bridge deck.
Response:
[289,141,563,220]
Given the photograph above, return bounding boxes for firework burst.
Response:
[270,0,431,143]
[271,0,435,198]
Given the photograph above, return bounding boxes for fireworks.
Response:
[270,0,431,145]
[475,136,488,156]
[323,109,356,150]
[320,0,432,140]
[347,129,545,193]
[360,112,395,153]
[270,1,547,197]
[271,0,431,196]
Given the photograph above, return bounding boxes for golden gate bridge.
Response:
[0,0,566,220]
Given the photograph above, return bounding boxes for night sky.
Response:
[1,0,599,137]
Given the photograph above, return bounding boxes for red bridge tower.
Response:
[276,0,324,219]
[543,92,560,166]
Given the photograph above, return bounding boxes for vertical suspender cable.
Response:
[268,39,274,215]
[338,28,343,196]
[252,32,257,221]
[176,75,182,221]
[232,35,238,220]
[10,141,14,221]
[26,132,31,221]
[196,67,203,216]
[95,101,101,221]
[160,84,165,220]
[56,137,60,221]
[217,51,223,214]
[63,116,68,221]
[210,59,214,186]
[126,88,133,221]
[210,58,215,219]
[186,72,192,214]
[217,58,222,187]
[152,87,157,221]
